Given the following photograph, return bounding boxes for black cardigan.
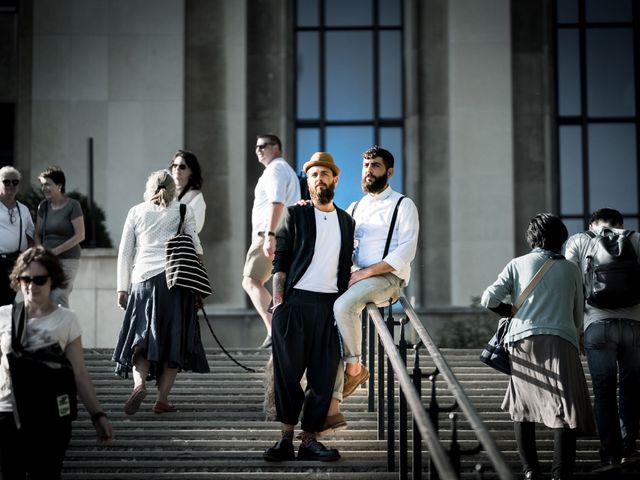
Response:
[272,203,355,298]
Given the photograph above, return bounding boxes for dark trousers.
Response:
[515,421,577,479]
[585,318,640,462]
[0,411,72,479]
[272,289,340,433]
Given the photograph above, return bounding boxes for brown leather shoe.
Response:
[317,413,348,437]
[343,365,369,399]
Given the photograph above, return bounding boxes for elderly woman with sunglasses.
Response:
[34,165,85,308]
[0,166,35,306]
[169,150,206,233]
[0,246,113,478]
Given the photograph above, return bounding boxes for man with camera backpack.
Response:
[565,208,640,472]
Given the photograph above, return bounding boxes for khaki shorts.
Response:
[243,234,273,284]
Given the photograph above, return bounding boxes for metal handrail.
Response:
[366,305,457,480]
[365,297,513,480]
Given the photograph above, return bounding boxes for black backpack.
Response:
[298,171,310,201]
[584,229,640,309]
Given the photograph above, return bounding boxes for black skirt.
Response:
[112,271,209,381]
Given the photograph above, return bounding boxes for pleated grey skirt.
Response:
[502,335,596,435]
[112,271,210,381]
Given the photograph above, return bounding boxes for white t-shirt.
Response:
[251,158,301,234]
[294,209,340,293]
[0,305,82,412]
[0,202,34,254]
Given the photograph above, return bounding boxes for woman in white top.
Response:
[113,170,209,416]
[0,246,112,478]
[169,150,206,233]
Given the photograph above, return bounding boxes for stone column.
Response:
[185,0,248,307]
[511,0,556,254]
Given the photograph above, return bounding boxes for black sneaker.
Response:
[297,440,340,461]
[622,450,640,464]
[263,438,295,461]
[592,459,621,474]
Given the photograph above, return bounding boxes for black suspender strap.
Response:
[350,194,406,260]
[176,203,186,235]
[383,196,405,258]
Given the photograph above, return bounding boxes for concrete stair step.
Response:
[61,348,604,479]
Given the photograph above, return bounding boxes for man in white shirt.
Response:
[334,146,420,398]
[242,134,301,348]
[564,208,640,472]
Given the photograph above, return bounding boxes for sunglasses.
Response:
[2,179,19,187]
[256,143,275,150]
[18,275,50,286]
[171,163,187,170]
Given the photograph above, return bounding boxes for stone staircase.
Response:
[61,348,636,479]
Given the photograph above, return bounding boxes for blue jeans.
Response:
[584,318,640,462]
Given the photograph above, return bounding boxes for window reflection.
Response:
[586,28,635,117]
[326,0,372,26]
[557,30,581,116]
[379,31,402,119]
[557,0,578,24]
[296,129,320,173]
[586,0,632,23]
[327,126,374,209]
[559,126,583,215]
[297,32,320,119]
[588,124,637,213]
[326,31,373,120]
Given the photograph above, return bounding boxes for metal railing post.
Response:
[377,305,386,440]
[386,302,395,471]
[399,319,408,480]
[368,310,375,412]
[412,346,423,480]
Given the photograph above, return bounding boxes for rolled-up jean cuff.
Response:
[344,355,360,364]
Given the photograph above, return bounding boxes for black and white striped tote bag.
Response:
[165,204,212,297]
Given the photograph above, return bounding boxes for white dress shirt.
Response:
[348,186,419,285]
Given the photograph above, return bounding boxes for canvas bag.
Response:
[165,203,213,298]
[7,302,78,430]
[479,258,557,375]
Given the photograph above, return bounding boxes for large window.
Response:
[295,0,404,209]
[556,0,640,233]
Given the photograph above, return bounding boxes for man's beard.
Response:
[310,183,335,205]
[362,173,387,194]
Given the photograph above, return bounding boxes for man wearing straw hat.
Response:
[264,152,354,462]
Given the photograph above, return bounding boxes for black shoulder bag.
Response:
[7,302,78,430]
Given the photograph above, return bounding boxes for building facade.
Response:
[1,0,637,346]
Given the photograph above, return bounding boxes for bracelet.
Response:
[267,231,276,237]
[91,411,108,425]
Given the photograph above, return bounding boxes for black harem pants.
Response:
[272,288,341,433]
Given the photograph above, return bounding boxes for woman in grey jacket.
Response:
[481,213,595,480]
